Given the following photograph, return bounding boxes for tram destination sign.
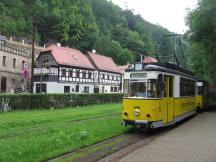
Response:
[130,73,147,78]
[135,63,143,70]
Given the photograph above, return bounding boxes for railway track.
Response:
[44,109,194,162]
[46,127,171,162]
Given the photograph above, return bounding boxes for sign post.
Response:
[22,63,29,92]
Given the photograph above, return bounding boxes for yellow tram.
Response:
[122,62,208,129]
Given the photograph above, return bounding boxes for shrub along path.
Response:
[0,103,128,162]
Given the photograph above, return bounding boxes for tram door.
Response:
[165,76,174,123]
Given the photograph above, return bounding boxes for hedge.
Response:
[0,93,123,112]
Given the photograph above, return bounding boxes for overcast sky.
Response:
[111,0,197,34]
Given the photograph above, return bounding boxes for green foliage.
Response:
[52,0,99,52]
[0,93,123,111]
[0,0,174,65]
[0,3,5,16]
[186,0,216,83]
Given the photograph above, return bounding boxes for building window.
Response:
[22,61,25,70]
[13,58,16,68]
[76,85,79,92]
[36,83,47,93]
[62,69,66,77]
[112,75,114,80]
[43,55,49,62]
[12,78,15,83]
[82,71,86,78]
[69,70,73,77]
[76,70,80,78]
[107,75,110,80]
[2,56,6,66]
[111,87,114,92]
[102,74,105,79]
[88,72,92,79]
[64,86,70,93]
[114,87,118,92]
[84,86,89,93]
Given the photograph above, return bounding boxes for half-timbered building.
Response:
[33,45,95,93]
[33,45,123,94]
[88,52,122,93]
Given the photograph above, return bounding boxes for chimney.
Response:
[92,49,96,54]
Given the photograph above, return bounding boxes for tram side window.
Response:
[169,77,173,97]
[197,86,203,95]
[188,80,195,96]
[180,78,195,96]
[156,74,163,98]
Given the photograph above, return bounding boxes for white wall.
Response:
[34,82,94,94]
[98,84,120,93]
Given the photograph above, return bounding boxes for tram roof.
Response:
[126,62,196,79]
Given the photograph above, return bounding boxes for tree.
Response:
[186,0,216,82]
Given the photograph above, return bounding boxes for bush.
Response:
[0,93,123,111]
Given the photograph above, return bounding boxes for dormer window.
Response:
[43,55,49,62]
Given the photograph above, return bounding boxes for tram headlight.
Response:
[134,109,140,116]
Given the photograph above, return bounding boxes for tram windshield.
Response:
[129,79,161,98]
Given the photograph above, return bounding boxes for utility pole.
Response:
[31,16,36,94]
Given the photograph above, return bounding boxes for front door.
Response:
[165,76,174,123]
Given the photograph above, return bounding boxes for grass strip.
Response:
[0,103,128,162]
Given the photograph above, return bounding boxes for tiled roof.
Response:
[88,52,122,74]
[42,45,95,69]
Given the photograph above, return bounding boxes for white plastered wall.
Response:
[34,82,94,94]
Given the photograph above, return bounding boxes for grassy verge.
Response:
[0,103,129,162]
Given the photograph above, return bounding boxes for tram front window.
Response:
[130,82,147,98]
[129,79,159,98]
[147,79,158,98]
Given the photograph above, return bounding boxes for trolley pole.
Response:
[31,16,36,94]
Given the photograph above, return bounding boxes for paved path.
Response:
[120,111,216,162]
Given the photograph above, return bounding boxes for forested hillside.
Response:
[0,0,174,65]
